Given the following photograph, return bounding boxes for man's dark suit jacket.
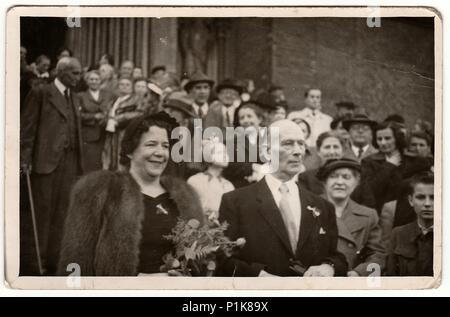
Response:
[21,82,84,174]
[218,178,348,276]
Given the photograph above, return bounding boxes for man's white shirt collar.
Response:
[54,77,68,96]
[351,143,370,157]
[265,174,298,202]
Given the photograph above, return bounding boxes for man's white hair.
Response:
[56,57,80,73]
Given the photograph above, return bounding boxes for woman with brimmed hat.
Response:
[318,158,386,276]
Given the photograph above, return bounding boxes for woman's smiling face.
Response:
[129,126,170,178]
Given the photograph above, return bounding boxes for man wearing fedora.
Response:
[204,78,243,129]
[342,113,379,162]
[162,92,197,128]
[162,92,203,180]
[334,101,358,119]
[185,71,214,121]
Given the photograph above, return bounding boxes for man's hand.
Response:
[303,263,335,277]
[258,270,278,277]
[94,112,106,121]
[20,163,32,175]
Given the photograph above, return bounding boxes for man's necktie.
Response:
[279,183,299,253]
[358,147,364,159]
[225,109,231,126]
[64,88,71,106]
[198,106,204,119]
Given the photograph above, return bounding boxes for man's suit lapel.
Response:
[48,83,68,119]
[296,187,317,253]
[255,179,293,255]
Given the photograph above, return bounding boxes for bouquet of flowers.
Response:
[160,216,246,276]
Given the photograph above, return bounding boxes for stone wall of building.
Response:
[271,17,435,126]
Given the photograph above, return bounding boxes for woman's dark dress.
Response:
[138,193,180,273]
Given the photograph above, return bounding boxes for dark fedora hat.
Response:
[335,101,358,110]
[316,158,362,181]
[151,65,166,74]
[342,113,377,131]
[216,78,244,95]
[184,71,215,92]
[163,95,196,118]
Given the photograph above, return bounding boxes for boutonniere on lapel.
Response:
[307,205,321,218]
[319,227,326,235]
[156,203,169,215]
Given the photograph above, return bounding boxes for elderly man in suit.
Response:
[21,57,84,275]
[342,114,379,162]
[218,119,347,276]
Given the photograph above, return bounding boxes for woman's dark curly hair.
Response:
[119,111,178,167]
[373,121,407,154]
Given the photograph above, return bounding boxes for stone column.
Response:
[150,18,178,73]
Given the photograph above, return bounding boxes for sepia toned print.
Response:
[5,6,442,289]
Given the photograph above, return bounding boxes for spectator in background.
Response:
[185,71,214,121]
[33,55,51,79]
[147,82,164,114]
[21,55,52,105]
[180,73,190,90]
[188,140,234,219]
[99,63,118,96]
[384,114,408,138]
[255,91,288,126]
[299,131,376,209]
[267,100,288,124]
[342,114,378,162]
[162,92,203,180]
[150,65,168,86]
[318,158,385,276]
[268,84,286,103]
[387,172,434,276]
[295,88,333,148]
[223,101,265,189]
[162,93,197,129]
[103,77,142,171]
[79,70,114,172]
[20,46,29,75]
[133,77,153,114]
[334,101,357,119]
[133,67,144,79]
[330,116,351,149]
[408,131,433,159]
[205,78,242,129]
[99,53,115,66]
[287,111,312,145]
[119,60,135,79]
[56,47,73,60]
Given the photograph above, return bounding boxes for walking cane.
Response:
[24,168,44,275]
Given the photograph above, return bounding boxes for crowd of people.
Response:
[20,46,435,277]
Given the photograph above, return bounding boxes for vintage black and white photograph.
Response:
[5,6,442,289]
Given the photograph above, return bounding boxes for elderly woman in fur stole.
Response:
[57,112,204,276]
